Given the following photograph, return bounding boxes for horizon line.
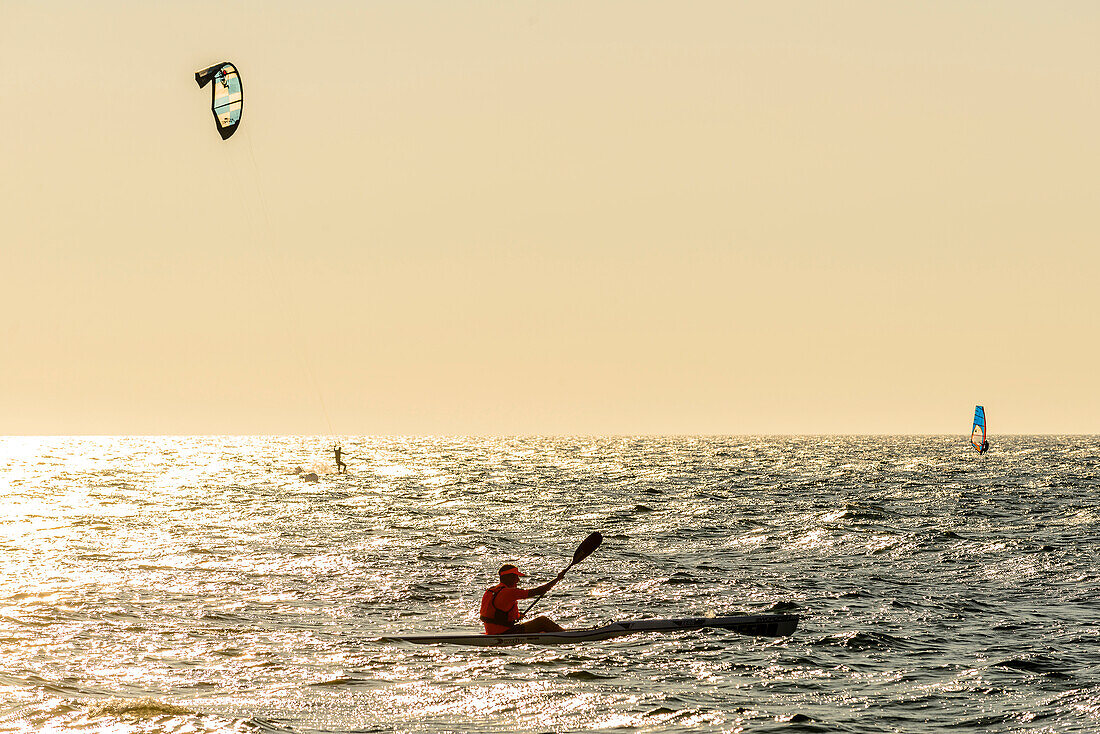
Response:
[2,433,1096,439]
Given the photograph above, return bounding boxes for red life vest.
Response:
[480,583,519,633]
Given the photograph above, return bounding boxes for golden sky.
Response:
[1,1,1097,435]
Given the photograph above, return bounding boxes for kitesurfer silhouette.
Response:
[334,445,346,473]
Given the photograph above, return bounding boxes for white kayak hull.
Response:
[382,613,799,647]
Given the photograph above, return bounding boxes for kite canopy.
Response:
[195,62,242,140]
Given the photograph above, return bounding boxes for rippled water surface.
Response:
[1,436,1098,733]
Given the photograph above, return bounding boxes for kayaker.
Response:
[480,564,566,634]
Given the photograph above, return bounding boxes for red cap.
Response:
[499,564,527,577]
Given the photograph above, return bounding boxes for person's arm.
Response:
[529,570,567,597]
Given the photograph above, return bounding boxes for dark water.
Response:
[1,436,1098,733]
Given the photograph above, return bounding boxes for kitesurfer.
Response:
[334,445,346,473]
[481,564,566,634]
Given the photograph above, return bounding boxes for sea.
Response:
[1,435,1098,734]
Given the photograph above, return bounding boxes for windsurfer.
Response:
[980,440,989,454]
[480,564,566,634]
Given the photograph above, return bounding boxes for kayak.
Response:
[381,613,798,647]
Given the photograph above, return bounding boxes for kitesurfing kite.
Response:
[971,405,989,454]
[194,62,242,139]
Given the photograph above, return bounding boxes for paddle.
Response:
[521,531,603,618]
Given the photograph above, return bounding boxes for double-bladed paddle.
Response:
[521,531,602,618]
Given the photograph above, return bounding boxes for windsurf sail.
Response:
[970,405,986,452]
[194,62,242,139]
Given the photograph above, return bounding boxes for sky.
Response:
[1,1,1097,435]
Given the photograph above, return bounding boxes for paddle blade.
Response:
[572,532,603,565]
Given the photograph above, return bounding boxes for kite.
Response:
[195,62,243,140]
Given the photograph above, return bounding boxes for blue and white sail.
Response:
[970,405,987,452]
